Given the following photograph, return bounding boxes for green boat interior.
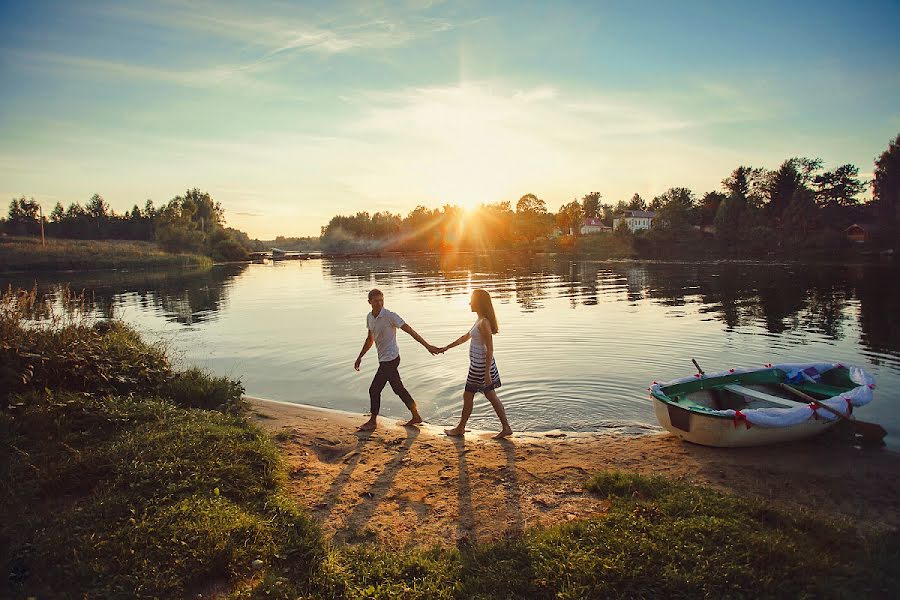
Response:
[654,367,857,415]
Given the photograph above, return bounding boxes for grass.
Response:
[2,286,898,599]
[0,235,212,272]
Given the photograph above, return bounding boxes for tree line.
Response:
[2,189,254,261]
[320,134,899,255]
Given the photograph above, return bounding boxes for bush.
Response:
[213,238,249,261]
[162,367,246,413]
[1,290,172,405]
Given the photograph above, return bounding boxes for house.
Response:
[613,210,656,232]
[844,223,883,244]
[580,217,612,235]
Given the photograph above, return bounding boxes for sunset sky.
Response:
[1,0,898,238]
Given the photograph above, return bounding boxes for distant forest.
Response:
[4,134,899,259]
[320,134,900,257]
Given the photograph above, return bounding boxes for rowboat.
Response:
[649,363,876,447]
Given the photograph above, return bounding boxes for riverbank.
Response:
[4,292,898,597]
[249,397,900,548]
[0,235,212,272]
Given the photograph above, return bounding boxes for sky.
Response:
[1,0,899,238]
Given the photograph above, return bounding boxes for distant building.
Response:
[613,210,656,232]
[580,217,611,235]
[844,223,883,244]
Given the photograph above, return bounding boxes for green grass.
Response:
[0,235,212,272]
[1,393,324,599]
[2,286,898,599]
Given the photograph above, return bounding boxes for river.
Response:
[5,254,898,448]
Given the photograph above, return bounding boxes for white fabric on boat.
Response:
[649,362,876,429]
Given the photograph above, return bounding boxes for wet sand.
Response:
[249,397,900,549]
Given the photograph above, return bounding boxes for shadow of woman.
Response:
[451,436,475,546]
[497,438,525,537]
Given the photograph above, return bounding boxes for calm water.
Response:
[6,255,899,448]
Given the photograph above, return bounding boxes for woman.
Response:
[440,289,513,439]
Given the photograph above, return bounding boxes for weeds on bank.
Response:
[0,235,212,273]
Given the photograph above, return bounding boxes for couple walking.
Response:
[353,288,513,438]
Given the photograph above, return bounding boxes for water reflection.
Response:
[8,258,899,359]
[4,264,247,325]
[317,255,899,360]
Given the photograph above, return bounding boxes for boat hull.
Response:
[653,397,837,447]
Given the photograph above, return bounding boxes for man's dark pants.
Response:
[369,356,414,414]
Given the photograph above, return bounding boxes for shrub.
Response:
[162,367,246,413]
[213,238,249,262]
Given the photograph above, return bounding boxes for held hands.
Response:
[426,344,446,356]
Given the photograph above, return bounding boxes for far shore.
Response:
[248,396,900,549]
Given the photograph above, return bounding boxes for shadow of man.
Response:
[335,426,420,542]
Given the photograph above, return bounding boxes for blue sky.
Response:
[1,0,898,237]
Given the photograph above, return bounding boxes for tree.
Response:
[813,164,866,208]
[781,186,819,241]
[873,133,900,227]
[762,158,822,220]
[581,192,601,219]
[86,194,109,219]
[714,193,747,244]
[627,193,646,211]
[698,191,726,228]
[598,203,615,225]
[49,202,65,223]
[516,193,547,214]
[556,200,583,236]
[514,193,552,241]
[6,197,40,235]
[722,166,766,208]
[652,187,695,230]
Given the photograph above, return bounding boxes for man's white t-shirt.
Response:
[367,308,406,363]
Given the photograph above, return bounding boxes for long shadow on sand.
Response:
[317,436,371,520]
[334,426,420,542]
[498,439,525,537]
[452,436,475,545]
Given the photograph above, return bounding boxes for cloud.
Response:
[104,0,457,58]
[10,50,284,92]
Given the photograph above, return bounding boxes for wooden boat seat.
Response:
[722,385,800,409]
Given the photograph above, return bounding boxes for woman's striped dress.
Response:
[465,320,501,393]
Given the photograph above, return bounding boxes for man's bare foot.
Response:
[404,416,424,426]
[493,428,513,439]
[357,418,377,432]
[444,426,466,437]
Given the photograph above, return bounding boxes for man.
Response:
[353,288,437,431]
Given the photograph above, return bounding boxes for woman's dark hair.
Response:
[471,288,498,334]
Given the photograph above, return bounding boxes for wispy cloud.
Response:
[104,0,457,58]
[9,49,284,92]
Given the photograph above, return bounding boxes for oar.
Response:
[692,359,725,409]
[691,358,704,376]
[778,383,886,445]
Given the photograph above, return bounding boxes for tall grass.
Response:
[0,235,212,272]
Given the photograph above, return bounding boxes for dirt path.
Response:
[250,398,900,549]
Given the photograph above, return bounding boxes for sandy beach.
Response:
[249,397,900,549]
